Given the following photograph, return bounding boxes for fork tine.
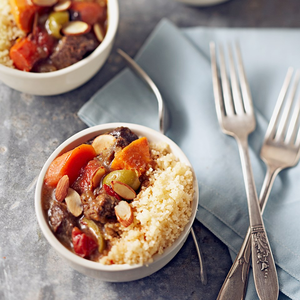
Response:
[286,94,300,145]
[264,68,294,140]
[275,70,300,142]
[296,122,300,148]
[235,43,253,115]
[210,42,226,120]
[228,44,244,115]
[219,45,235,116]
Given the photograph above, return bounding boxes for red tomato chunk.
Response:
[103,184,121,200]
[72,227,98,258]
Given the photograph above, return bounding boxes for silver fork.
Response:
[210,42,278,300]
[217,67,300,300]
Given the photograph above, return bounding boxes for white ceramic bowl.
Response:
[0,0,119,96]
[35,123,199,282]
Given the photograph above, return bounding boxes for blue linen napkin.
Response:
[78,19,300,300]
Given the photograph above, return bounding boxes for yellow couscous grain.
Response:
[99,142,194,265]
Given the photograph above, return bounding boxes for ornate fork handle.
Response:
[218,135,278,300]
[217,164,279,300]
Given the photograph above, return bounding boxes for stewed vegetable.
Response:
[46,11,69,38]
[102,170,141,190]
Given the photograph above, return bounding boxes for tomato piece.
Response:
[72,159,102,194]
[80,218,105,253]
[35,29,55,57]
[72,227,97,258]
[103,184,122,200]
[71,2,105,25]
[44,144,97,188]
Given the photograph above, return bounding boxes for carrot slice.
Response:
[9,37,39,72]
[44,144,97,187]
[111,137,152,175]
[9,0,42,32]
[10,28,55,71]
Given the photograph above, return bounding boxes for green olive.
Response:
[46,11,69,39]
[103,170,140,190]
[81,217,105,253]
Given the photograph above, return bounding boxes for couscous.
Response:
[0,0,25,68]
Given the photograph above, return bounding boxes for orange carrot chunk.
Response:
[9,37,39,72]
[44,144,97,188]
[9,0,42,33]
[10,29,54,71]
[111,137,152,175]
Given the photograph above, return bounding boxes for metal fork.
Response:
[217,67,300,300]
[210,42,278,300]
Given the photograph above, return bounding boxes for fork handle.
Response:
[217,165,280,300]
[235,137,278,300]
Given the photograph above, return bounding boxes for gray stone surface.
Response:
[0,0,298,299]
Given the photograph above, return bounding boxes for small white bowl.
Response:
[0,0,119,96]
[35,123,199,282]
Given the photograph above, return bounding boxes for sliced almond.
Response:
[32,0,58,7]
[92,134,116,155]
[62,21,91,36]
[93,23,105,42]
[111,181,136,200]
[115,201,133,227]
[53,0,71,11]
[55,175,69,202]
[65,188,83,217]
[91,166,106,188]
[32,12,38,36]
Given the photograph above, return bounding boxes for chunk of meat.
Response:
[93,127,139,169]
[109,127,139,149]
[81,188,120,223]
[48,201,76,236]
[50,33,98,70]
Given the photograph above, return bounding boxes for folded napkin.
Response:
[78,19,300,300]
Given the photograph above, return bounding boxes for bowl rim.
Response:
[0,0,119,77]
[35,122,199,272]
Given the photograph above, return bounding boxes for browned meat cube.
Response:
[109,127,139,149]
[82,189,120,224]
[48,201,76,237]
[50,33,98,70]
